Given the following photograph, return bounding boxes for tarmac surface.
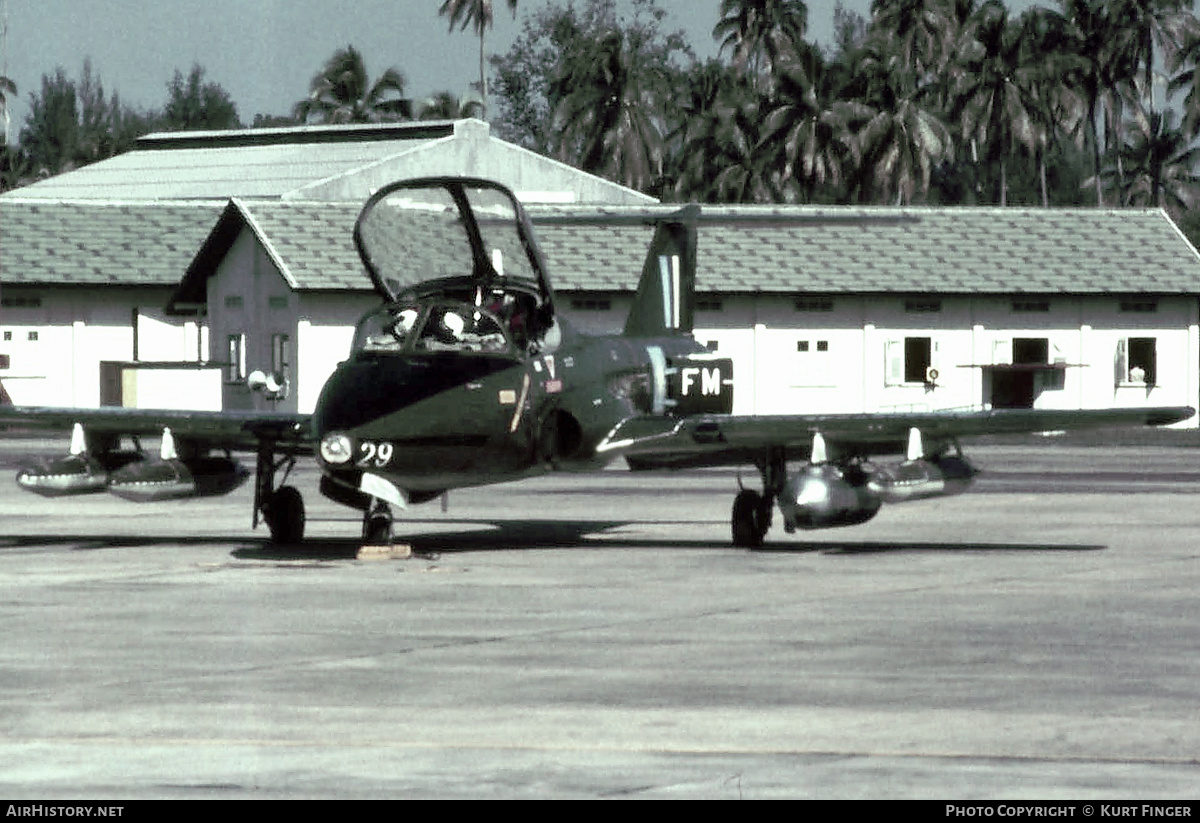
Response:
[1,438,1199,799]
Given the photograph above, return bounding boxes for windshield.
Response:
[352,299,521,357]
[354,178,545,302]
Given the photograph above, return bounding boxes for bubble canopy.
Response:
[352,177,554,309]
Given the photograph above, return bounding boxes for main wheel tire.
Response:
[264,485,305,545]
[732,489,768,548]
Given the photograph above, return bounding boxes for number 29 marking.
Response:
[356,441,395,467]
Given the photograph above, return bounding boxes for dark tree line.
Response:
[2,62,240,190]
[489,0,1200,212]
[8,0,1200,219]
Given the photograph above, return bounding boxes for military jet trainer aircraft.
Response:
[1,177,1193,548]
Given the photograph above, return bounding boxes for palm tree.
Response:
[709,91,785,203]
[1168,26,1200,138]
[418,90,484,120]
[438,0,518,120]
[869,0,964,81]
[0,74,15,143]
[1107,0,1199,115]
[549,26,675,194]
[294,46,411,124]
[1057,0,1130,205]
[947,0,1043,205]
[845,32,953,204]
[713,0,809,91]
[671,64,781,202]
[761,48,861,202]
[1104,108,1200,210]
[1013,6,1087,206]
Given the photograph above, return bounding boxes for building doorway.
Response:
[988,337,1049,409]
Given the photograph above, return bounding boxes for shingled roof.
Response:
[1,199,225,287]
[9,198,1199,301]
[173,201,1200,298]
[531,204,1200,294]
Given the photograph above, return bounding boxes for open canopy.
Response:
[353,177,554,308]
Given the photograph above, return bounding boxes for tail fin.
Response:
[623,205,699,337]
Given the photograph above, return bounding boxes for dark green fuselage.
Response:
[313,318,731,501]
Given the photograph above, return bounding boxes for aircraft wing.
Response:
[599,406,1195,466]
[0,406,313,454]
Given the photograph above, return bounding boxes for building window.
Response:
[227,333,246,381]
[887,337,934,385]
[794,297,834,312]
[1,296,42,309]
[905,337,932,382]
[2,332,10,342]
[272,333,290,376]
[816,340,829,352]
[705,340,719,352]
[27,331,38,342]
[0,354,9,370]
[570,298,611,311]
[904,299,942,313]
[695,298,723,312]
[1117,337,1157,385]
[1012,299,1050,313]
[268,296,289,310]
[1119,299,1158,313]
[224,295,245,310]
[797,340,809,352]
[1012,337,1049,365]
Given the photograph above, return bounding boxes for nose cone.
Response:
[314,352,527,489]
[315,353,518,434]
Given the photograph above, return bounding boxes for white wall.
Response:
[0,286,196,407]
[688,293,1199,422]
[295,293,375,413]
[122,366,223,410]
[207,229,306,411]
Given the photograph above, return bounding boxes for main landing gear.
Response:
[731,447,787,549]
[255,444,305,544]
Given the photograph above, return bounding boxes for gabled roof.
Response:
[170,199,366,310]
[167,201,1200,312]
[1,120,655,205]
[0,199,225,287]
[4,122,457,202]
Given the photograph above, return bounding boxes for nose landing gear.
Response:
[363,499,394,547]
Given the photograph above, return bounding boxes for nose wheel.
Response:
[363,499,394,546]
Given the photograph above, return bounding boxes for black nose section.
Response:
[314,353,517,434]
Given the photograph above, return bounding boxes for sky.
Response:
[0,0,882,142]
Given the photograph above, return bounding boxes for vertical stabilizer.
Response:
[623,206,699,337]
